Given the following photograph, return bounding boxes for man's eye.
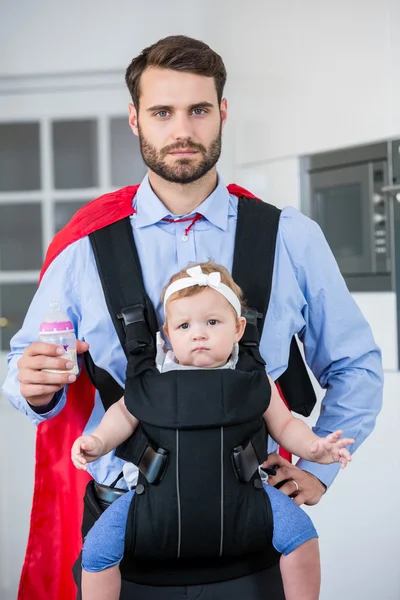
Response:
[208,319,218,326]
[179,323,189,330]
[192,108,206,116]
[156,111,169,118]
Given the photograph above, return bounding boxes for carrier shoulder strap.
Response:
[233,197,316,417]
[86,217,158,410]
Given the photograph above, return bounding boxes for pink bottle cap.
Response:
[39,321,74,333]
[40,300,75,335]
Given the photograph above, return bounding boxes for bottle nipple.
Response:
[49,299,60,312]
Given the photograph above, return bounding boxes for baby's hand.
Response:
[309,430,355,468]
[71,435,104,470]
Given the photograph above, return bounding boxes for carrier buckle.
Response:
[239,307,266,365]
[118,304,153,355]
[118,304,146,327]
[139,445,168,485]
[231,440,260,483]
[242,307,263,328]
[240,307,263,350]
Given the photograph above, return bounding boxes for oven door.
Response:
[310,162,388,277]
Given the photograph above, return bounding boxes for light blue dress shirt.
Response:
[2,174,383,489]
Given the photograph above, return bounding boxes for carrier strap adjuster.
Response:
[118,304,154,355]
[138,445,168,485]
[242,307,263,328]
[117,304,146,327]
[239,307,266,365]
[116,425,169,485]
[231,441,260,483]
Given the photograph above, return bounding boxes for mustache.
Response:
[160,140,206,158]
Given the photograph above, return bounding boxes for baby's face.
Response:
[165,288,246,368]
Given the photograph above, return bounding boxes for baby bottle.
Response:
[38,300,79,375]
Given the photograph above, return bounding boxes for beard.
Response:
[137,122,222,184]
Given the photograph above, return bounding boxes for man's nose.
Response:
[173,112,195,141]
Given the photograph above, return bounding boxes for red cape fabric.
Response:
[18,184,290,600]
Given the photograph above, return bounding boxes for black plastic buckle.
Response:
[139,445,169,485]
[118,304,153,355]
[242,307,263,328]
[231,441,260,483]
[240,307,263,349]
[117,304,146,328]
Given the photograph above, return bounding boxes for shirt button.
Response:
[181,234,188,242]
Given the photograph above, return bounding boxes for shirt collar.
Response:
[134,173,230,231]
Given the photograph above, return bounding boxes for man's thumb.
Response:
[76,340,90,354]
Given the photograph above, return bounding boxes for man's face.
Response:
[128,68,227,184]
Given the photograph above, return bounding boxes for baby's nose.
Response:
[192,328,207,340]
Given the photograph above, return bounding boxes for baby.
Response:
[72,261,354,600]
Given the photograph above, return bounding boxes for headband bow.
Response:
[186,265,221,288]
[163,265,241,317]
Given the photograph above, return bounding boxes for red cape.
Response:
[18,184,290,600]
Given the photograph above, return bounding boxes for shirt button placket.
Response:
[176,224,192,269]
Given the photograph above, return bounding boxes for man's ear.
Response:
[128,103,139,136]
[220,98,228,129]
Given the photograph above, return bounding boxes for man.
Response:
[3,35,383,600]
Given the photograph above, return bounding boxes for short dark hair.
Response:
[125,35,227,109]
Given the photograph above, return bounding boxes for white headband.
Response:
[163,265,241,317]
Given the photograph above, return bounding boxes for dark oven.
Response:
[301,139,400,292]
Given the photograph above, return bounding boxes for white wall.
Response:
[1,2,399,599]
[0,0,207,76]
[301,372,400,600]
[208,0,399,162]
[0,396,35,600]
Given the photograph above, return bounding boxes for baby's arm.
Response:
[71,397,138,470]
[264,377,354,468]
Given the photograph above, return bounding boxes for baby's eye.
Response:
[208,319,218,326]
[179,323,189,330]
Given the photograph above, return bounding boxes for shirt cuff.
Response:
[26,389,66,418]
[296,458,341,489]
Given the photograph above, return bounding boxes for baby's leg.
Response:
[263,483,320,600]
[81,489,135,600]
[82,565,121,600]
[280,538,320,600]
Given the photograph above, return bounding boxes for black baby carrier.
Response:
[83,196,317,587]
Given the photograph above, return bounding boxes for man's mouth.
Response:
[169,150,199,156]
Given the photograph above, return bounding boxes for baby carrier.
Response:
[84,196,317,586]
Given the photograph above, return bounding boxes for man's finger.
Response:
[27,355,76,372]
[19,343,65,363]
[19,368,75,386]
[275,479,299,497]
[262,453,289,469]
[20,383,64,398]
[267,466,292,485]
[76,340,90,354]
[293,493,306,506]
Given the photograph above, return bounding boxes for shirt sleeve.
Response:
[1,242,82,425]
[279,207,383,488]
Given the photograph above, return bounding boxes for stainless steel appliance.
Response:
[301,139,400,292]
